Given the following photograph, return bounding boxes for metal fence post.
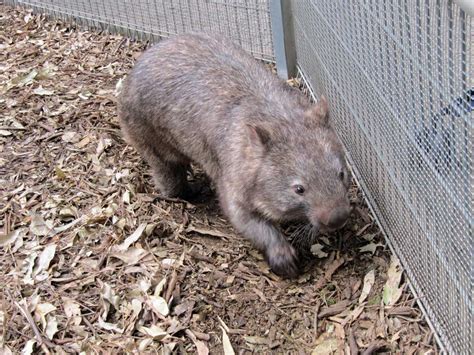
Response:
[270,0,297,79]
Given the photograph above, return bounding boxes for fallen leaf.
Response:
[35,303,57,329]
[33,244,56,280]
[185,329,209,355]
[359,242,383,255]
[122,190,131,204]
[138,338,153,352]
[311,335,342,355]
[342,304,365,326]
[22,252,38,285]
[54,166,67,180]
[30,213,52,236]
[319,300,351,318]
[61,131,79,143]
[148,295,169,317]
[383,256,403,306]
[110,247,148,264]
[137,324,168,340]
[96,137,112,155]
[113,223,146,252]
[221,326,235,355]
[0,130,12,136]
[63,297,81,326]
[0,346,13,355]
[97,316,123,333]
[100,282,120,310]
[244,336,268,345]
[33,86,54,96]
[154,278,167,297]
[310,243,328,258]
[139,279,152,293]
[45,316,58,339]
[187,225,229,239]
[75,136,91,148]
[21,339,36,355]
[0,228,24,247]
[325,257,345,280]
[359,270,375,304]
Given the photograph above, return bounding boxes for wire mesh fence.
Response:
[292,1,472,353]
[4,0,473,352]
[4,0,274,61]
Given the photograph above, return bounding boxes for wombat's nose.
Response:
[326,207,351,229]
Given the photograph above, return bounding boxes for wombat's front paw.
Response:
[266,243,300,279]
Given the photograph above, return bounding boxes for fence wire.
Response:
[5,0,274,61]
[292,1,472,353]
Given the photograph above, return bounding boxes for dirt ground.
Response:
[0,5,439,354]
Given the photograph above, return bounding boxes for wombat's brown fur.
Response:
[119,33,351,278]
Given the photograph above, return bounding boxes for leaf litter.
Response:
[0,5,438,354]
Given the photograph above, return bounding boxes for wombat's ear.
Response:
[304,95,329,127]
[246,124,271,150]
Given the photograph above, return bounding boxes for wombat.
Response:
[119,33,351,278]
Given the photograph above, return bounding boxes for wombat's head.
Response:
[246,96,351,232]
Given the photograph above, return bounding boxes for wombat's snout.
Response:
[312,203,351,230]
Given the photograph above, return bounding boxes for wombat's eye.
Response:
[339,171,345,180]
[294,185,305,195]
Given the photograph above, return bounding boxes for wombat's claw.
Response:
[266,244,300,279]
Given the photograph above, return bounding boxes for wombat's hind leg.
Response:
[148,158,191,199]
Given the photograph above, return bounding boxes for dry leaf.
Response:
[137,324,168,340]
[113,223,147,252]
[310,243,328,258]
[0,130,12,136]
[148,295,169,317]
[22,252,38,285]
[33,86,54,96]
[35,302,56,329]
[221,326,235,355]
[311,334,343,355]
[359,242,383,255]
[100,282,120,310]
[122,190,131,204]
[45,316,58,340]
[0,228,24,247]
[187,225,229,239]
[21,339,36,355]
[244,336,268,345]
[63,297,81,326]
[61,131,79,143]
[110,247,148,264]
[186,329,209,355]
[154,278,167,297]
[0,346,13,355]
[30,213,52,236]
[359,270,375,304]
[383,256,403,306]
[33,244,56,281]
[97,316,124,333]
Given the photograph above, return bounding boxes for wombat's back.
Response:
[119,33,304,179]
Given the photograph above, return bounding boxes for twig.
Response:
[82,315,97,339]
[164,270,178,303]
[11,298,55,352]
[313,301,320,342]
[153,194,190,205]
[0,126,26,131]
[361,340,386,355]
[348,328,358,355]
